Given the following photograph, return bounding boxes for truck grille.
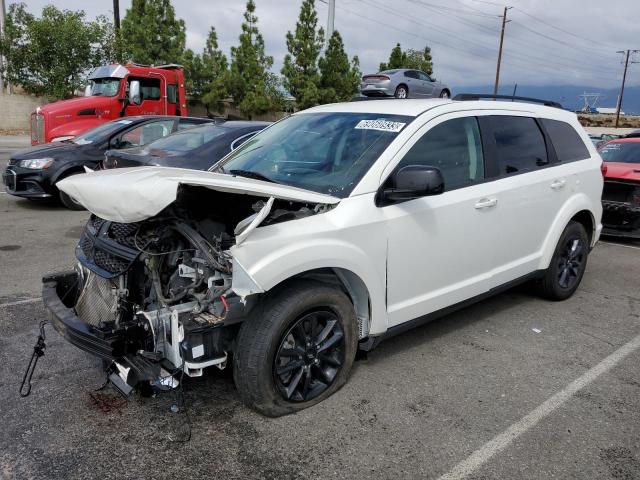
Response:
[30,113,45,144]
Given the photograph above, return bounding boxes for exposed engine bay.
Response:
[56,185,330,395]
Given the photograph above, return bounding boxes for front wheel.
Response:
[233,280,358,417]
[537,221,589,300]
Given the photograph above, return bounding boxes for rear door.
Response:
[479,114,568,287]
[403,70,420,97]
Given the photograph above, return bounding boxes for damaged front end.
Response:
[601,180,640,239]
[43,185,332,395]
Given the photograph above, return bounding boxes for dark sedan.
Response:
[102,121,270,171]
[3,115,212,209]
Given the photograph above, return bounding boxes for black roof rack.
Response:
[453,93,563,109]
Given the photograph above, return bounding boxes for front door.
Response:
[417,71,436,97]
[124,76,165,116]
[383,114,497,327]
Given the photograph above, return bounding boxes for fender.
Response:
[537,192,599,271]
[51,163,96,185]
[231,236,388,336]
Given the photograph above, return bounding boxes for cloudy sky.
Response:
[10,0,640,90]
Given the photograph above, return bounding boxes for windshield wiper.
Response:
[229,169,279,184]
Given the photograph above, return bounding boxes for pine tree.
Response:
[319,31,361,103]
[120,0,186,65]
[281,0,324,110]
[404,46,433,74]
[379,43,406,71]
[228,0,282,118]
[201,28,229,114]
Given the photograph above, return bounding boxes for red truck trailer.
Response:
[30,64,188,145]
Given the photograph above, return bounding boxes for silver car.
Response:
[360,69,451,99]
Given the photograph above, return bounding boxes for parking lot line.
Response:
[599,241,640,250]
[437,332,640,480]
[0,297,41,308]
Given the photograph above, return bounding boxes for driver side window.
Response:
[117,120,175,148]
[397,117,485,191]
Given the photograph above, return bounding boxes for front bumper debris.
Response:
[42,271,121,359]
[601,200,640,239]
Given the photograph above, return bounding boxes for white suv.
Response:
[45,97,603,416]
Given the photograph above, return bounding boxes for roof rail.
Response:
[453,93,563,109]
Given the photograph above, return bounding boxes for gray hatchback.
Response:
[360,68,451,99]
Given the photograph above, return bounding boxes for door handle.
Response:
[550,179,566,190]
[474,197,498,209]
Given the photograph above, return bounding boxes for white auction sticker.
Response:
[355,119,406,132]
[192,344,205,359]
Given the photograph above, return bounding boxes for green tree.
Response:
[228,0,282,118]
[319,31,361,103]
[404,46,433,75]
[281,0,324,110]
[120,0,186,65]
[0,3,119,99]
[201,28,229,114]
[379,43,406,71]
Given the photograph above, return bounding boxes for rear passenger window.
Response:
[398,117,484,191]
[541,119,590,162]
[490,116,548,175]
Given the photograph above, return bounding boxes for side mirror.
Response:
[129,80,141,105]
[376,165,444,206]
[84,85,92,97]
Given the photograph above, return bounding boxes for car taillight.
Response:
[600,161,607,178]
[362,75,390,82]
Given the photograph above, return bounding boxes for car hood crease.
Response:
[56,166,341,223]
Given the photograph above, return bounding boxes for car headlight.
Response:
[19,158,54,169]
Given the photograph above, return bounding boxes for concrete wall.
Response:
[0,94,47,131]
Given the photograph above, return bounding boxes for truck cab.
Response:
[30,64,188,145]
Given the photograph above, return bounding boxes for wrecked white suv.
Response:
[43,97,603,416]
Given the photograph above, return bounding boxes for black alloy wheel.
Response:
[273,309,345,402]
[556,236,585,289]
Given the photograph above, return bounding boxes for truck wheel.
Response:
[537,221,589,301]
[233,280,358,417]
[57,173,85,211]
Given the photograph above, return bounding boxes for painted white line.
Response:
[0,297,41,308]
[599,241,640,251]
[438,332,640,480]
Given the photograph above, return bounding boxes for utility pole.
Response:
[615,49,639,128]
[113,0,120,31]
[0,0,6,94]
[493,6,511,98]
[326,0,335,47]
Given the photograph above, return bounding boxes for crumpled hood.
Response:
[57,166,341,223]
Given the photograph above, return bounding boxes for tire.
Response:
[57,173,86,210]
[233,280,358,417]
[394,85,408,99]
[439,90,450,99]
[537,221,589,301]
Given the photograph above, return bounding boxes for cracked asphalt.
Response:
[1,138,639,479]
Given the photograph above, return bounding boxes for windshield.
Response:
[599,142,640,164]
[73,119,135,145]
[90,78,121,97]
[146,125,227,153]
[216,112,411,198]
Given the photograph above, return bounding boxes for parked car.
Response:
[598,138,640,238]
[43,97,602,416]
[3,116,212,209]
[360,69,451,99]
[102,121,270,171]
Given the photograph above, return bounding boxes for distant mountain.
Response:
[455,84,640,115]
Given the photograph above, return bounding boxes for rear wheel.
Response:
[394,85,408,99]
[440,90,450,99]
[537,221,589,300]
[57,173,85,210]
[233,280,358,417]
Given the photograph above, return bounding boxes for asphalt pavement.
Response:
[1,137,639,480]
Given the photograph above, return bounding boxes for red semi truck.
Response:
[30,64,188,145]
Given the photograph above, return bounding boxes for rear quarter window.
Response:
[541,119,590,162]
